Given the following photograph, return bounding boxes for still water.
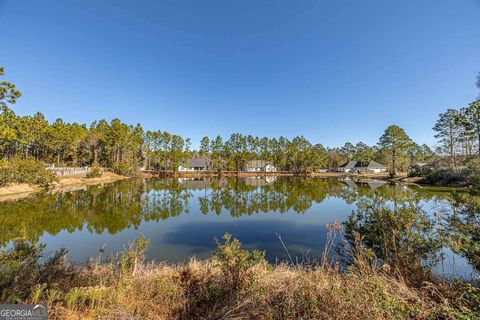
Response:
[0,176,477,278]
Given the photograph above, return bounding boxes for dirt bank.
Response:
[0,172,127,202]
[0,183,40,201]
[51,171,127,189]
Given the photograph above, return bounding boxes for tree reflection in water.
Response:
[344,194,442,280]
[0,176,474,276]
[445,194,480,273]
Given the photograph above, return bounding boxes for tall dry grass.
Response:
[1,232,478,319]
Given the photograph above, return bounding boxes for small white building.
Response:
[363,161,388,173]
[338,160,387,173]
[244,160,277,172]
[178,158,209,172]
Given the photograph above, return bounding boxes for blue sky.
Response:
[1,0,479,148]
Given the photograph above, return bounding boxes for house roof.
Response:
[367,160,387,169]
[339,160,358,169]
[188,158,207,167]
[340,160,387,169]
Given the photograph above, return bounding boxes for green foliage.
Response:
[420,168,469,186]
[415,160,480,188]
[120,234,150,276]
[213,233,265,290]
[451,280,480,317]
[466,158,480,192]
[378,125,412,176]
[112,160,141,177]
[344,196,442,281]
[86,165,102,179]
[0,157,56,187]
[445,195,480,272]
[0,240,77,303]
[433,109,465,165]
[0,67,22,110]
[433,101,480,162]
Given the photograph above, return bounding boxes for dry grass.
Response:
[2,234,477,319]
[44,260,453,320]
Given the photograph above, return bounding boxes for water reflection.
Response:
[444,195,480,272]
[344,195,442,280]
[0,179,192,244]
[0,176,476,277]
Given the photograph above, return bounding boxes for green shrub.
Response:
[112,160,141,178]
[213,233,265,291]
[344,196,442,281]
[421,168,468,186]
[86,166,102,179]
[119,234,150,276]
[0,240,78,303]
[466,159,480,193]
[0,157,56,187]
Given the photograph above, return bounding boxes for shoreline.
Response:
[146,170,393,179]
[0,171,127,202]
[0,170,465,202]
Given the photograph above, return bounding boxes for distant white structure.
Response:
[337,160,387,173]
[178,158,209,172]
[244,160,277,172]
[46,166,94,176]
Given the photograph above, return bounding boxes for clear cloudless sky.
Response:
[1,0,479,148]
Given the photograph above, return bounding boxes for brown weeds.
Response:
[1,235,477,319]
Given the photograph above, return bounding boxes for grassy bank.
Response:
[1,234,478,320]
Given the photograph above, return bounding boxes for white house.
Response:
[337,160,357,173]
[338,160,387,173]
[244,160,277,172]
[178,158,209,172]
[363,160,388,173]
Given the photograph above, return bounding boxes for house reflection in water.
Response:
[177,177,211,189]
[177,176,278,189]
[244,176,277,187]
[338,177,387,190]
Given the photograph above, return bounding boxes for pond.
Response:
[0,176,478,279]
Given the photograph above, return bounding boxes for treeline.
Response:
[1,109,146,175]
[1,107,434,174]
[188,131,433,174]
[0,67,436,175]
[433,100,480,166]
